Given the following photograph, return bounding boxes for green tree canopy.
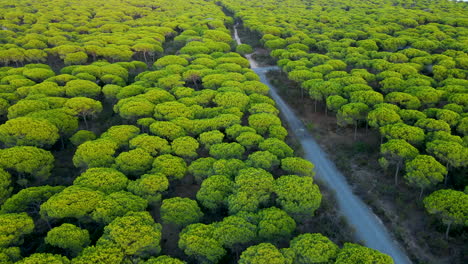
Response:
[0,213,34,247]
[404,155,446,198]
[0,117,59,148]
[290,233,339,264]
[91,191,148,224]
[178,223,226,264]
[238,243,286,264]
[0,146,54,183]
[73,168,128,194]
[16,253,70,264]
[73,139,118,169]
[97,211,162,259]
[257,207,296,241]
[274,175,321,220]
[45,223,90,256]
[152,154,187,181]
[115,148,153,176]
[40,186,105,220]
[161,197,203,227]
[196,175,234,211]
[0,185,64,214]
[380,139,418,185]
[424,189,468,239]
[335,243,394,264]
[127,173,169,205]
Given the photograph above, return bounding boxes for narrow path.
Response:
[233,25,412,264]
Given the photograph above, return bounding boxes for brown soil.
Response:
[267,70,467,264]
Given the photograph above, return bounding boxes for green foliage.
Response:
[380,123,425,146]
[92,191,148,224]
[100,125,140,149]
[426,140,468,169]
[424,189,468,238]
[65,79,101,98]
[150,121,186,141]
[98,211,162,258]
[127,173,169,205]
[172,136,200,159]
[0,169,12,206]
[144,255,185,264]
[238,243,286,264]
[212,158,247,179]
[188,157,216,184]
[45,224,90,256]
[70,130,96,146]
[275,175,321,219]
[129,134,172,156]
[209,142,245,159]
[198,130,225,149]
[257,207,296,241]
[0,213,34,247]
[161,197,203,227]
[229,168,275,214]
[236,131,264,149]
[0,117,59,148]
[27,109,79,137]
[1,186,64,214]
[281,157,314,177]
[335,243,394,264]
[405,155,446,196]
[380,139,419,184]
[16,253,70,264]
[152,154,187,181]
[71,245,125,264]
[74,168,128,194]
[73,139,118,169]
[0,146,54,182]
[196,175,234,211]
[213,215,257,249]
[248,113,282,135]
[115,148,153,176]
[367,107,401,128]
[40,186,105,220]
[259,138,294,159]
[290,233,339,264]
[178,223,226,264]
[7,99,49,119]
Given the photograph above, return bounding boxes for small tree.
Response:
[196,175,234,211]
[404,155,446,198]
[290,233,339,264]
[160,197,203,228]
[45,224,90,256]
[238,243,286,264]
[335,243,394,264]
[380,139,418,185]
[424,189,468,239]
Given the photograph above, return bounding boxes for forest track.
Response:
[233,25,413,264]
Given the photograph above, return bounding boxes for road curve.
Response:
[233,25,412,264]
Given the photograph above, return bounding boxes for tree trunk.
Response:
[82,114,88,129]
[394,161,401,185]
[60,137,65,150]
[445,162,450,185]
[143,51,148,63]
[354,121,358,141]
[314,99,317,112]
[419,187,424,200]
[445,222,452,240]
[324,104,328,116]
